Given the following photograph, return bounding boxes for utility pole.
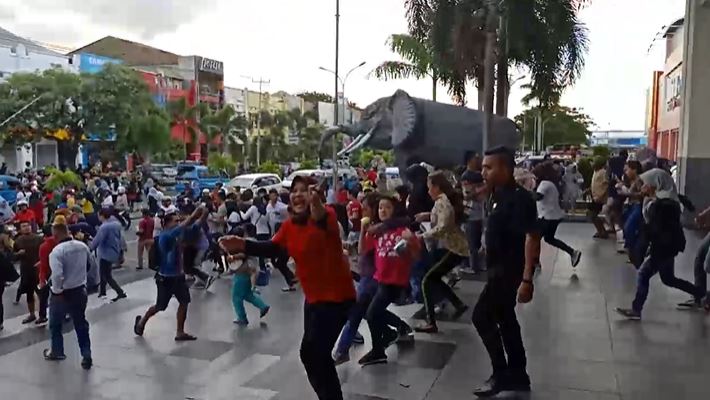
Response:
[245,77,270,166]
[332,0,340,191]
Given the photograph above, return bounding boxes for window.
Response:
[10,46,17,55]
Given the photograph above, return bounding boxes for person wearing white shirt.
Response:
[265,189,288,236]
[534,163,581,268]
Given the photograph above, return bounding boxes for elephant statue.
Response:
[319,89,520,178]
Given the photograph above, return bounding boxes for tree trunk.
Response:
[57,139,79,170]
[475,68,485,111]
[482,30,497,151]
[432,75,438,102]
[495,13,508,116]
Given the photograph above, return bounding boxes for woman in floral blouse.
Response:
[414,171,470,333]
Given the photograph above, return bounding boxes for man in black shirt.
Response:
[472,146,541,397]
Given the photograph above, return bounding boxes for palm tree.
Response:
[405,0,589,115]
[371,34,443,102]
[166,98,207,159]
[199,104,249,155]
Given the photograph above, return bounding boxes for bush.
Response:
[299,158,318,170]
[257,160,281,175]
[45,168,83,191]
[592,145,610,158]
[207,153,237,176]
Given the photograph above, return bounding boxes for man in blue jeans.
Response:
[44,220,99,370]
[678,207,710,310]
[90,208,127,302]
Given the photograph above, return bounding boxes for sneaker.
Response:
[334,352,350,366]
[233,319,249,326]
[397,324,415,343]
[571,250,582,267]
[111,293,127,302]
[352,332,365,345]
[81,357,93,370]
[358,350,387,366]
[204,275,216,290]
[260,306,270,319]
[43,349,66,361]
[615,307,641,320]
[22,315,37,324]
[677,298,703,310]
[281,285,296,292]
[414,323,438,334]
[384,328,398,348]
[473,375,506,398]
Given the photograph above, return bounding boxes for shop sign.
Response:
[199,57,224,75]
[665,72,682,112]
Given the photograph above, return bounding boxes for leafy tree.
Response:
[118,112,171,164]
[592,145,610,158]
[167,98,209,159]
[257,160,281,175]
[371,34,445,102]
[0,64,156,167]
[405,0,589,113]
[514,105,594,149]
[297,91,335,104]
[44,168,83,191]
[299,158,318,169]
[153,140,185,164]
[207,152,237,176]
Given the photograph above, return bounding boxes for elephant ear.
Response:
[389,90,417,147]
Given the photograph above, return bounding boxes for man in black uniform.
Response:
[472,146,541,397]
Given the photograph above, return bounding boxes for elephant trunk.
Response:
[318,125,359,156]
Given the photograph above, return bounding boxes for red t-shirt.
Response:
[38,236,57,284]
[367,170,378,183]
[346,200,362,232]
[14,209,36,225]
[273,207,356,304]
[138,217,155,241]
[374,226,419,287]
[336,189,348,205]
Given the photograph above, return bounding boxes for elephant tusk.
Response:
[338,126,375,157]
[337,133,365,156]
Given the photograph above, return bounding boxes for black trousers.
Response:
[365,283,404,354]
[301,301,352,400]
[256,233,295,286]
[37,285,49,319]
[472,277,528,379]
[422,250,464,326]
[0,284,4,325]
[539,219,574,256]
[99,259,124,297]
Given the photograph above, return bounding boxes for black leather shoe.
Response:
[473,376,506,398]
[81,357,93,370]
[507,371,531,392]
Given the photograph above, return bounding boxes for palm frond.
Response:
[370,61,423,81]
[404,0,432,40]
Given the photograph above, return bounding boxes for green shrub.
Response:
[207,153,237,176]
[257,160,281,175]
[45,168,83,191]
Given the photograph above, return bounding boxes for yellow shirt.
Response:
[80,199,94,214]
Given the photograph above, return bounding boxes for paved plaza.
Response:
[1,223,709,400]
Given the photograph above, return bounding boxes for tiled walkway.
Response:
[0,223,709,400]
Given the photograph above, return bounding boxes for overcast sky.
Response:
[0,0,687,130]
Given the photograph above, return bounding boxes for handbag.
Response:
[256,264,271,287]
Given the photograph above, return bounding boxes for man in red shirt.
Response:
[35,224,58,325]
[136,208,155,270]
[13,200,37,231]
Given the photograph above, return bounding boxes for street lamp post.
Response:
[318,60,366,186]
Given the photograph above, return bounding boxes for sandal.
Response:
[174,333,197,341]
[414,324,439,334]
[43,349,66,361]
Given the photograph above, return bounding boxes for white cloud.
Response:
[0,0,690,129]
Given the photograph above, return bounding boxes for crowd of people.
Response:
[0,146,708,399]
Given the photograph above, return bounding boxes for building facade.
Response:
[646,18,684,161]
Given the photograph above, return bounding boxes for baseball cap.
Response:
[16,199,28,206]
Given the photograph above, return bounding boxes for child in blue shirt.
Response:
[228,224,270,325]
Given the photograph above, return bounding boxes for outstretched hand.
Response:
[218,235,246,254]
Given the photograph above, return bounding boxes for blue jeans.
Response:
[232,274,268,322]
[336,276,406,355]
[49,287,91,358]
[632,256,701,313]
[623,204,643,250]
[693,232,710,296]
[410,246,432,303]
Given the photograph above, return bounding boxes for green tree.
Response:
[257,160,281,175]
[514,105,594,149]
[119,112,171,164]
[405,0,589,113]
[207,152,237,176]
[371,34,445,102]
[153,140,185,164]
[0,64,156,167]
[167,98,209,159]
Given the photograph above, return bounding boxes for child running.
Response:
[360,195,420,366]
[228,225,270,325]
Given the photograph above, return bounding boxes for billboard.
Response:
[78,53,121,74]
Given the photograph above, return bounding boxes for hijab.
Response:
[640,168,678,223]
[0,199,14,223]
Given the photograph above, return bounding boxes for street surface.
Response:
[1,223,709,400]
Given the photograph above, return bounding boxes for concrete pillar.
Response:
[678,0,710,208]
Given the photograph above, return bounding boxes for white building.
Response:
[224,87,248,115]
[0,26,75,172]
